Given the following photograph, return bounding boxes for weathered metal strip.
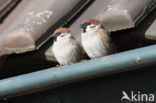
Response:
[0,44,156,98]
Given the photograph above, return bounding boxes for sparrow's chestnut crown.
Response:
[80,19,100,33]
[83,19,100,25]
[53,27,71,35]
[52,27,72,41]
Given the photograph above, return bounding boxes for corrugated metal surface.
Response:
[134,8,156,40]
[36,0,156,61]
[97,0,156,31]
[0,0,90,56]
[70,0,156,35]
[0,0,20,68]
[0,0,20,23]
[0,0,154,58]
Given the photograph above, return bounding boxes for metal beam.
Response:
[0,45,156,98]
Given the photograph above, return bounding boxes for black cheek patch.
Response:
[52,32,61,42]
[53,36,57,42]
[90,25,95,28]
[60,35,65,37]
[83,27,86,33]
[80,22,92,33]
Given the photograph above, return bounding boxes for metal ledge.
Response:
[0,45,156,98]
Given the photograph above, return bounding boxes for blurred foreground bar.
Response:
[1,45,156,98]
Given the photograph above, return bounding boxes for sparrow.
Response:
[80,19,114,59]
[52,27,82,65]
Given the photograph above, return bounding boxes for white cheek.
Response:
[64,34,72,38]
[86,24,100,33]
[57,33,72,41]
[86,26,92,32]
[57,36,62,41]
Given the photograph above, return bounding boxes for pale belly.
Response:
[82,36,108,59]
[52,42,80,65]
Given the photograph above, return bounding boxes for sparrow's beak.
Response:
[51,34,57,41]
[51,34,55,38]
[80,24,86,28]
[80,24,87,32]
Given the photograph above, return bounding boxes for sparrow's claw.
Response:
[80,59,87,62]
[56,64,63,67]
[69,62,74,65]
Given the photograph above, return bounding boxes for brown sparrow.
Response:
[80,19,114,59]
[52,27,82,65]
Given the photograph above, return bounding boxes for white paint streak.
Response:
[105,5,119,11]
[36,10,53,18]
[121,9,128,14]
[24,18,30,24]
[24,10,53,32]
[28,11,35,15]
[104,5,128,15]
[36,22,42,25]
[36,12,44,18]
[42,18,47,23]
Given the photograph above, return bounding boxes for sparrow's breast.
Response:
[82,31,109,58]
[52,39,81,65]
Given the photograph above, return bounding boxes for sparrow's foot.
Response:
[69,62,74,65]
[56,64,63,67]
[80,59,87,62]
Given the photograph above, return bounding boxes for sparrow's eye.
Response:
[60,35,65,37]
[54,32,61,36]
[89,24,95,28]
[90,25,95,28]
